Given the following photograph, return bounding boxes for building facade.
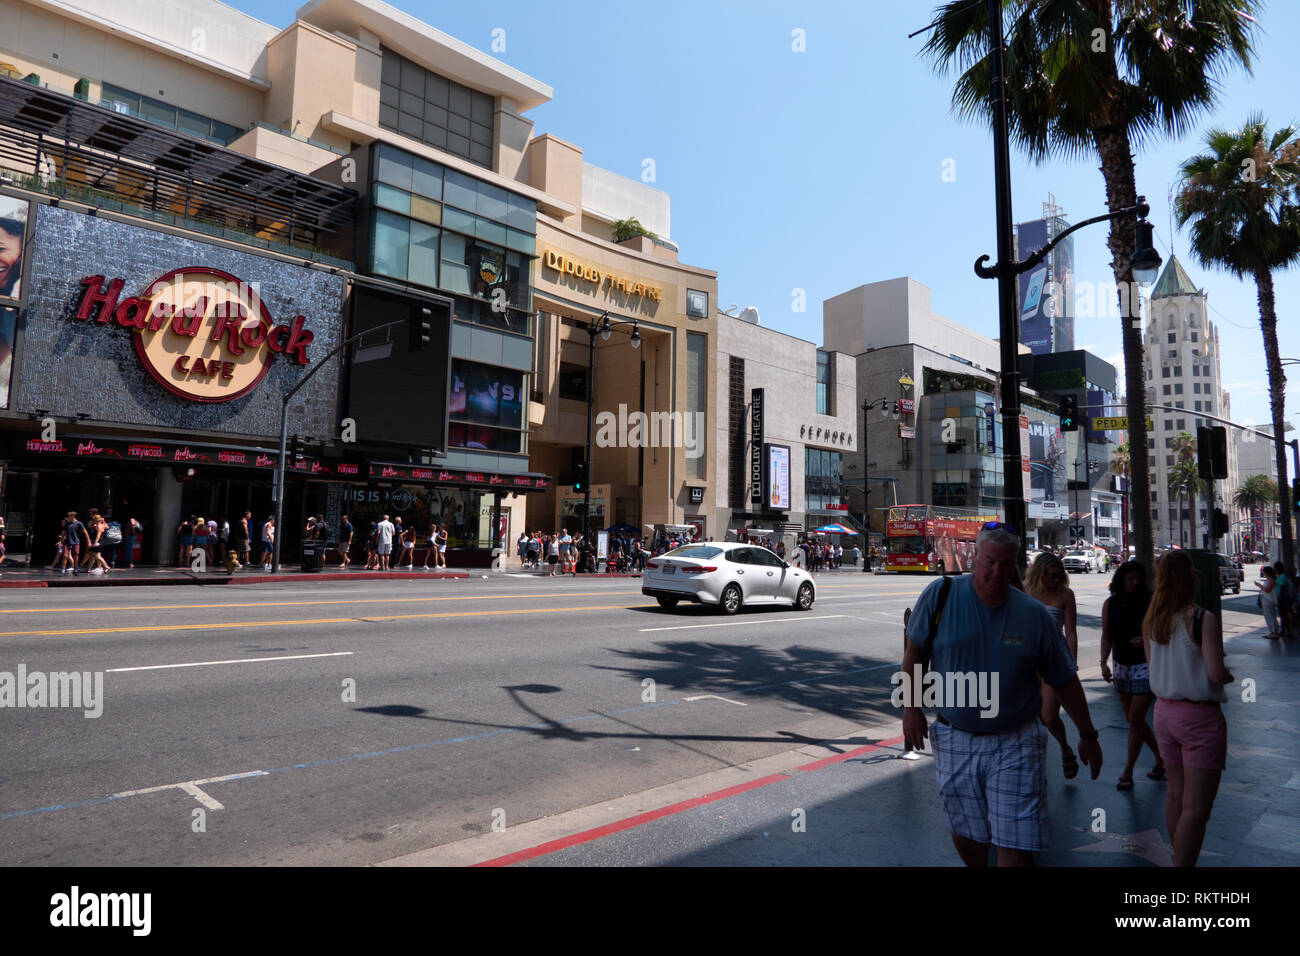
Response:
[0,0,726,561]
[1020,349,1124,550]
[1142,255,1239,552]
[711,312,856,544]
[822,277,1067,543]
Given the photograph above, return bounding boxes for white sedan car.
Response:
[642,542,816,614]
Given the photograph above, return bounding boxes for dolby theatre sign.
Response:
[72,267,315,403]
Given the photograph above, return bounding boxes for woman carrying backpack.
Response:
[1143,550,1234,867]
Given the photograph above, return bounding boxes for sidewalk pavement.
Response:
[396,603,1300,867]
[0,563,644,587]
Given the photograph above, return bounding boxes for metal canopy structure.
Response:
[0,74,356,259]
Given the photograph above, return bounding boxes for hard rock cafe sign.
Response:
[73,267,314,403]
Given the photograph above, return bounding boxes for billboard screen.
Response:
[0,196,29,306]
[1016,218,1052,354]
[448,359,525,454]
[346,287,451,450]
[766,443,790,510]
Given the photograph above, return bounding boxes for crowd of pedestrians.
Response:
[903,525,1245,868]
[47,510,142,575]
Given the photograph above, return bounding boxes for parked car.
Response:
[1061,548,1099,573]
[1216,554,1243,595]
[642,542,816,614]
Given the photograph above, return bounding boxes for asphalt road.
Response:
[0,568,1253,865]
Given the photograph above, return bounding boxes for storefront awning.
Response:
[368,460,551,492]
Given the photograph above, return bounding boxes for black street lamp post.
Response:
[580,311,640,566]
[861,396,898,572]
[974,0,1161,569]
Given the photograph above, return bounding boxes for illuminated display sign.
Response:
[73,268,315,403]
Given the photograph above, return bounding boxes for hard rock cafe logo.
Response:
[478,252,503,286]
[73,268,314,404]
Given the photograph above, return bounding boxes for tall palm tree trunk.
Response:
[1256,265,1294,569]
[1094,122,1153,573]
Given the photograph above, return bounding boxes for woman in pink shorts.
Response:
[1143,551,1234,867]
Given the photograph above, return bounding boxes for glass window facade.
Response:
[380,48,495,168]
[370,143,536,333]
[805,448,844,512]
[816,350,833,415]
[100,83,241,145]
[686,333,707,478]
[925,384,1005,511]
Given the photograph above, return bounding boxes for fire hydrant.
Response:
[224,549,240,575]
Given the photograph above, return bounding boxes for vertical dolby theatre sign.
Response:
[750,387,765,507]
[72,268,314,403]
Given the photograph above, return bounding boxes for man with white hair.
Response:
[900,522,1103,866]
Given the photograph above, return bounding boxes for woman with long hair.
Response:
[1025,552,1081,778]
[1100,561,1164,789]
[1143,551,1234,867]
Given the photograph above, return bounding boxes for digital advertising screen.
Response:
[767,443,790,510]
[346,287,452,450]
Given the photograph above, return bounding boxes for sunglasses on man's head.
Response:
[982,521,1017,534]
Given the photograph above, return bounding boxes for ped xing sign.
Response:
[1091,416,1153,431]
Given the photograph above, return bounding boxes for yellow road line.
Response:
[0,604,659,637]
[0,590,645,616]
[0,585,930,617]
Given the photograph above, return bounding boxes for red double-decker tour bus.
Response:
[884,505,998,574]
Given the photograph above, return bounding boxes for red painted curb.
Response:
[471,735,908,867]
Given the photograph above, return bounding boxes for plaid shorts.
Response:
[931,718,1049,851]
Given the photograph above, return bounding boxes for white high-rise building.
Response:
[1142,256,1238,551]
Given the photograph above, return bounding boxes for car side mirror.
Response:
[782,561,789,569]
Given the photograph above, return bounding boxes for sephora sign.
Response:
[73,268,314,403]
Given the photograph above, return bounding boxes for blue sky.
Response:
[245,0,1300,432]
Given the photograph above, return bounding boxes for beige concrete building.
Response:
[527,145,719,536]
[1142,256,1239,551]
[0,0,721,556]
[711,311,857,544]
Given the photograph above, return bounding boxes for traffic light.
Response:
[1197,426,1228,480]
[1058,394,1079,432]
[573,462,585,493]
[1213,508,1229,538]
[409,305,433,351]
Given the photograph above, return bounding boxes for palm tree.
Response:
[922,0,1261,576]
[1175,115,1300,569]
[1170,431,1206,546]
[1234,472,1280,554]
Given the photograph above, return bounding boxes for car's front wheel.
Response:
[795,582,814,611]
[718,583,742,615]
[656,596,679,608]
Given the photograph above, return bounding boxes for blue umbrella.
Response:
[812,523,856,534]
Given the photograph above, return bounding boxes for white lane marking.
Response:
[683,694,747,706]
[640,615,847,633]
[107,651,354,673]
[113,770,267,810]
[178,782,224,811]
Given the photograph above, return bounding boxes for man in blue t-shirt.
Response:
[900,524,1103,866]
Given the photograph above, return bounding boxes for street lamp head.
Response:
[599,314,612,342]
[880,397,890,418]
[1131,217,1162,286]
[630,322,641,349]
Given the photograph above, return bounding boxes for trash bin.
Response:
[300,537,321,572]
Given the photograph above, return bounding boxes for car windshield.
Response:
[663,546,722,559]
